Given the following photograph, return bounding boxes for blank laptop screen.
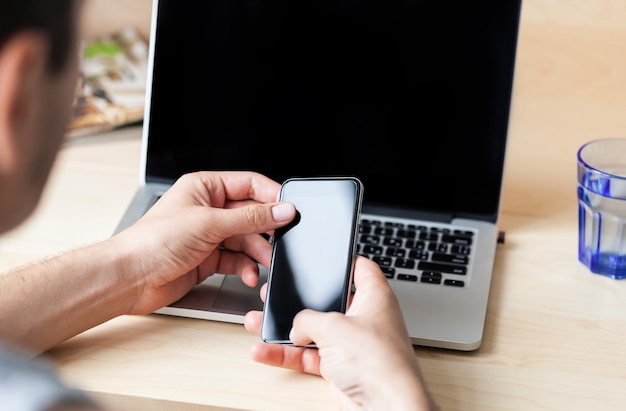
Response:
[145,0,521,222]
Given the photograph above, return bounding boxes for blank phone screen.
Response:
[261,177,362,344]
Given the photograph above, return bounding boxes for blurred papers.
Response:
[68,26,148,137]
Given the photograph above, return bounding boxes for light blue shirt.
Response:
[0,343,99,411]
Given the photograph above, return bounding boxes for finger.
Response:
[201,249,261,287]
[177,171,281,205]
[290,309,345,347]
[352,255,388,290]
[243,310,263,334]
[288,262,395,346]
[249,343,322,375]
[259,282,268,303]
[221,232,273,268]
[217,171,282,203]
[203,202,295,244]
[223,200,281,239]
[348,256,399,316]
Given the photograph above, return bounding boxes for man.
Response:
[0,1,436,410]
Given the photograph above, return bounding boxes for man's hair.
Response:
[0,0,76,73]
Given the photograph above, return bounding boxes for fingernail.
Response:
[272,202,295,222]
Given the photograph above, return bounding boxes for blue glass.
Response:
[577,138,626,279]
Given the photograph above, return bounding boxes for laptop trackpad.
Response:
[165,268,266,314]
[214,268,267,312]
[167,275,223,310]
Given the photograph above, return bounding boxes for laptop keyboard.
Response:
[357,217,476,288]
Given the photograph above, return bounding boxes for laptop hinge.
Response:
[362,204,452,224]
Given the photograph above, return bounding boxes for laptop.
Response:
[114,0,522,351]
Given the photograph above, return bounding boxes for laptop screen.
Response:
[145,0,521,223]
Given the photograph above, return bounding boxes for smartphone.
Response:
[261,176,364,345]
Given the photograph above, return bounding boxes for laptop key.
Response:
[444,279,465,287]
[428,242,448,253]
[419,232,439,242]
[431,253,469,265]
[360,234,379,245]
[420,271,442,284]
[394,258,416,269]
[359,224,372,234]
[383,237,404,247]
[396,229,416,239]
[418,261,467,275]
[441,233,473,246]
[363,245,383,255]
[451,244,472,255]
[386,247,406,258]
[373,256,392,267]
[408,250,429,260]
[406,240,426,250]
[375,226,394,236]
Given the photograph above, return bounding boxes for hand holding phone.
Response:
[261,177,364,345]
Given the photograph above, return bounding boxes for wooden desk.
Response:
[2,1,626,410]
